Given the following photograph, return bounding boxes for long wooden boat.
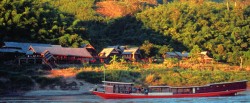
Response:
[91,80,247,99]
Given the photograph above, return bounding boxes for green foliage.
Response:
[58,34,88,47]
[105,70,140,82]
[47,0,102,21]
[140,40,155,57]
[0,70,10,77]
[0,0,89,46]
[109,55,119,64]
[189,45,202,62]
[75,65,250,86]
[144,68,250,86]
[1,0,249,65]
[76,71,103,84]
[190,45,202,57]
[158,45,173,56]
[10,75,34,90]
[136,2,250,64]
[163,58,179,67]
[32,76,62,88]
[243,50,250,66]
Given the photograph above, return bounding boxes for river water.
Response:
[1,90,250,103]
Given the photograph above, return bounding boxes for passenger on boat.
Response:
[138,88,141,93]
[141,88,144,93]
[129,87,132,93]
[144,89,148,95]
[133,87,137,93]
[94,84,98,91]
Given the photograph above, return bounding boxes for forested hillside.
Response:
[0,0,249,65]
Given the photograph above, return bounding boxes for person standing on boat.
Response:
[144,88,148,95]
[133,87,137,93]
[113,85,116,93]
[128,87,132,93]
[94,84,98,91]
[138,87,141,93]
[141,88,144,93]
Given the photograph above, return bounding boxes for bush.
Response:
[106,70,141,82]
[0,70,10,77]
[76,71,103,84]
[32,76,62,88]
[10,75,34,90]
[0,81,7,94]
[22,69,36,75]
[76,70,141,83]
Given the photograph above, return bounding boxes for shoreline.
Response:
[23,90,92,96]
[1,81,249,97]
[2,88,250,97]
[1,89,94,97]
[2,88,249,97]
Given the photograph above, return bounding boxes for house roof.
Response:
[200,51,213,60]
[166,52,189,57]
[166,52,178,56]
[99,48,119,58]
[51,45,62,47]
[200,51,208,55]
[182,52,189,57]
[174,52,182,56]
[29,46,92,58]
[81,44,96,50]
[3,42,52,53]
[107,45,126,52]
[0,47,23,53]
[175,52,189,57]
[107,45,120,49]
[122,47,140,55]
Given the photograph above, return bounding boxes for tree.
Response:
[58,34,88,47]
[110,55,119,64]
[140,40,154,58]
[189,45,202,63]
[158,45,173,57]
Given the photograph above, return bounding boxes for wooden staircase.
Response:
[41,50,58,69]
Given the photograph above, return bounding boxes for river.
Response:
[1,90,250,103]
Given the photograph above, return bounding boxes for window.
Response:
[162,88,170,92]
[178,89,184,93]
[172,89,177,94]
[151,88,161,92]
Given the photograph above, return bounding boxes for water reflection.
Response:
[1,90,250,103]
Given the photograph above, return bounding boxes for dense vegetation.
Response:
[0,0,249,65]
[0,0,89,47]
[76,63,250,86]
[136,2,250,65]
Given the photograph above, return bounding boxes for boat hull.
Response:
[92,89,246,99]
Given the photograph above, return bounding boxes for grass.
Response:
[60,61,250,86]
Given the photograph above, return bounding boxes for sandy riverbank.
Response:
[23,77,102,96]
[23,84,102,96]
[23,90,91,96]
